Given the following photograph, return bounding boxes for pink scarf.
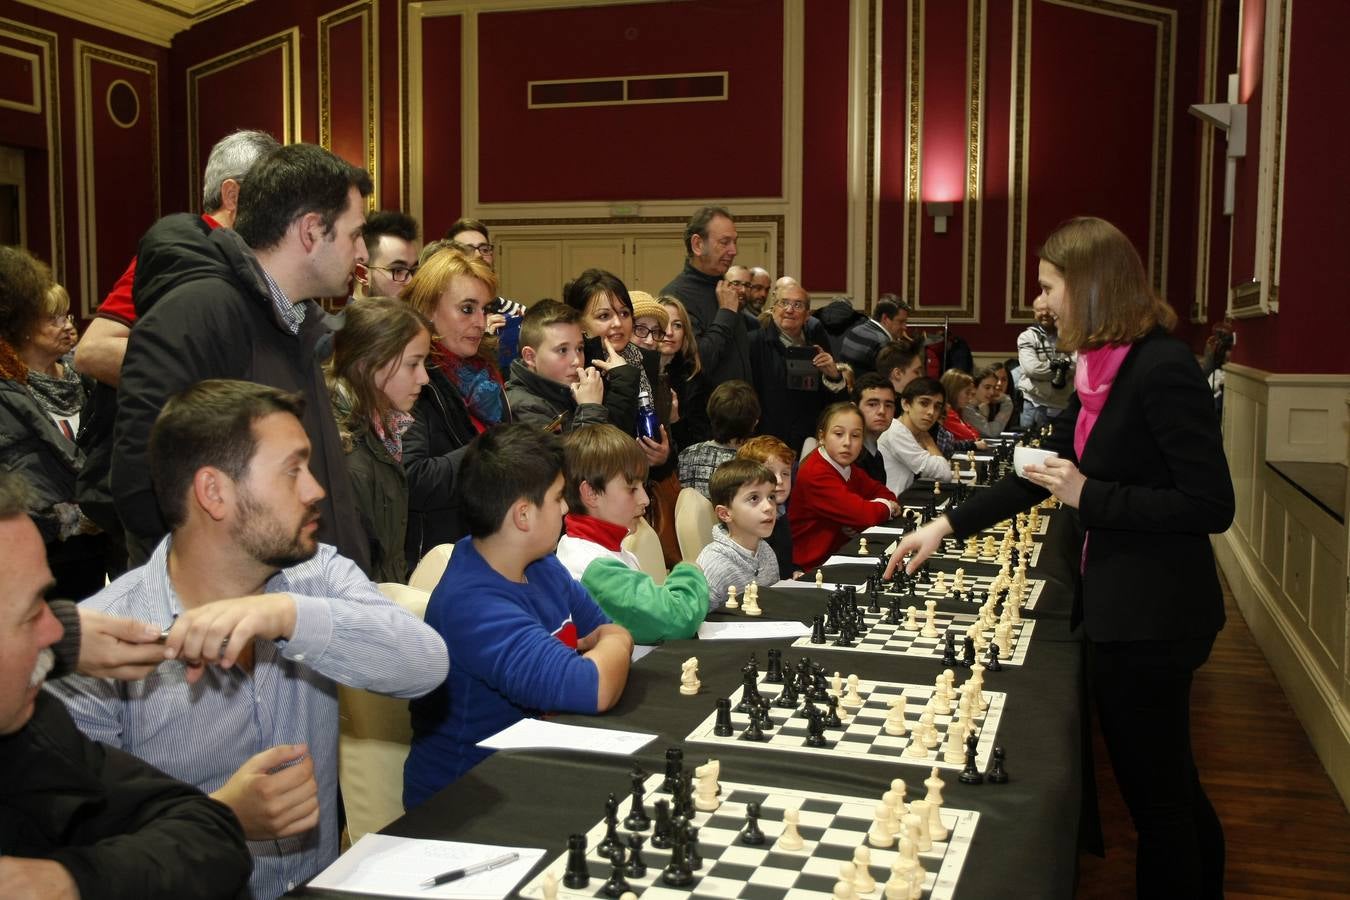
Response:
[1073,344,1132,460]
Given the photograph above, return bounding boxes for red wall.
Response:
[799,0,849,291]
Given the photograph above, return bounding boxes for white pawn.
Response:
[932,572,947,597]
[903,605,919,631]
[832,671,843,698]
[902,811,930,853]
[742,586,762,617]
[679,656,701,695]
[889,778,907,808]
[858,537,868,555]
[725,584,739,609]
[909,799,934,851]
[867,801,895,847]
[884,697,908,736]
[619,894,637,900]
[842,674,865,709]
[833,874,858,900]
[816,569,825,587]
[941,718,965,763]
[540,871,558,900]
[919,709,940,749]
[777,807,805,851]
[920,600,938,638]
[852,847,877,894]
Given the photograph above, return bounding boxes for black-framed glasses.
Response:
[451,241,496,256]
[367,264,419,284]
[633,322,667,341]
[725,279,751,289]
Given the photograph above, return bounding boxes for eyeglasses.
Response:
[46,314,74,327]
[367,264,419,284]
[776,300,808,312]
[725,280,751,290]
[633,322,667,341]
[451,241,495,256]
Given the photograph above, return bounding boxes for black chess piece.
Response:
[741,715,765,742]
[774,675,799,709]
[833,620,854,647]
[941,631,959,668]
[713,697,734,736]
[650,799,673,849]
[624,832,648,878]
[747,652,759,679]
[882,596,900,626]
[824,693,843,728]
[661,747,683,793]
[563,833,590,889]
[961,636,976,668]
[741,802,766,845]
[597,793,621,856]
[753,697,775,732]
[600,846,630,898]
[735,664,758,713]
[765,648,784,683]
[624,766,651,830]
[986,641,1004,672]
[810,613,826,644]
[661,819,694,887]
[959,735,984,785]
[686,825,703,870]
[987,746,1010,784]
[804,707,827,747]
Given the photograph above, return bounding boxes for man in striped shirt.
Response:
[49,381,449,899]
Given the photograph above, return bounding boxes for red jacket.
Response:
[944,406,981,442]
[788,449,896,569]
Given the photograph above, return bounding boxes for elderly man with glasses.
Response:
[747,279,848,453]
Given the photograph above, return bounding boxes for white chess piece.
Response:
[920,600,938,638]
[725,584,739,609]
[852,846,877,894]
[816,569,825,587]
[832,671,843,698]
[833,874,858,900]
[941,718,965,763]
[679,657,701,695]
[903,605,919,631]
[884,697,908,736]
[902,811,930,853]
[693,760,720,811]
[910,799,934,851]
[842,674,865,709]
[889,777,907,808]
[540,871,558,900]
[777,807,805,850]
[742,585,762,617]
[619,893,637,900]
[867,801,895,847]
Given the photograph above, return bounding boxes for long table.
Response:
[304,495,1089,898]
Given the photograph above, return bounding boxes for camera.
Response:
[1049,357,1072,390]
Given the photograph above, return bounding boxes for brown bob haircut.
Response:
[1038,216,1176,352]
[709,458,777,510]
[562,424,649,513]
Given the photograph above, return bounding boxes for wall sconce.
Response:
[925,201,955,234]
[1188,73,1247,215]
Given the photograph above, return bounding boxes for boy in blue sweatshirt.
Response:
[404,425,633,807]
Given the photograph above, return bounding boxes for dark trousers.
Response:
[1088,635,1225,899]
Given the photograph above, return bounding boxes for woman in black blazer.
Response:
[887,217,1233,899]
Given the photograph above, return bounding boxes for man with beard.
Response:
[0,470,252,900]
[746,266,771,317]
[49,380,448,900]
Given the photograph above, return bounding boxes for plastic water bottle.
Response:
[637,389,660,441]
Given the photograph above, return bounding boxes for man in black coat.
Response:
[111,144,371,569]
[0,472,252,900]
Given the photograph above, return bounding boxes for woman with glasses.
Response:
[747,280,849,454]
[0,248,109,598]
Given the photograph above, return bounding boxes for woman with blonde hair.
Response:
[887,217,1232,898]
[327,297,432,582]
[657,294,709,448]
[401,249,512,566]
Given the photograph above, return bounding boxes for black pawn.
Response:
[687,825,703,870]
[959,739,984,785]
[775,675,799,709]
[597,792,621,857]
[882,597,900,626]
[600,846,630,898]
[987,746,1010,783]
[563,833,590,889]
[805,707,828,747]
[753,697,775,732]
[941,632,959,668]
[962,636,976,668]
[740,802,766,845]
[866,588,881,615]
[661,747,683,792]
[810,613,826,644]
[650,799,673,849]
[624,768,651,830]
[742,715,765,742]
[661,823,694,887]
[713,697,735,736]
[624,832,648,878]
[824,693,843,728]
[765,648,784,683]
[986,641,1004,672]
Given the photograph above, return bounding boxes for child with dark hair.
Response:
[737,435,799,578]
[788,402,900,569]
[696,459,781,608]
[962,365,1014,437]
[504,300,608,432]
[878,377,954,495]
[851,371,897,484]
[677,379,760,497]
[404,424,633,805]
[557,425,708,643]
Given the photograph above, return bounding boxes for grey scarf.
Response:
[27,363,85,418]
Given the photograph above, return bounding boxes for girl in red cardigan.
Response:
[940,369,982,442]
[788,402,901,569]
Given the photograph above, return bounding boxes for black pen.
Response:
[420,852,520,888]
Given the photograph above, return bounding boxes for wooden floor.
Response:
[1076,573,1350,898]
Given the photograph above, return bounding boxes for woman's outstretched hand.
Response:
[882,516,953,580]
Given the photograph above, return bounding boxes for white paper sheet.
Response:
[631,644,656,663]
[863,525,910,536]
[307,834,545,899]
[823,555,880,567]
[697,620,812,640]
[771,578,857,591]
[477,718,656,755]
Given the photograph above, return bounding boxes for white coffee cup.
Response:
[1013,446,1059,479]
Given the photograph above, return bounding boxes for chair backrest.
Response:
[622,517,668,585]
[338,582,432,842]
[674,487,717,563]
[407,543,454,593]
[801,436,819,460]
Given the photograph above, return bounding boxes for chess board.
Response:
[517,774,979,900]
[878,570,1047,612]
[790,611,1036,666]
[685,672,1006,773]
[920,539,1044,568]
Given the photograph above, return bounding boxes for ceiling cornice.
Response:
[13,0,256,48]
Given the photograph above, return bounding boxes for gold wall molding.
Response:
[0,44,41,113]
[1192,0,1220,323]
[73,40,160,317]
[12,0,253,48]
[0,18,63,282]
[960,0,986,323]
[185,28,300,210]
[318,0,380,209]
[1006,0,1176,322]
[902,0,924,306]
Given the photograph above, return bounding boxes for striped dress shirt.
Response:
[46,537,449,900]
